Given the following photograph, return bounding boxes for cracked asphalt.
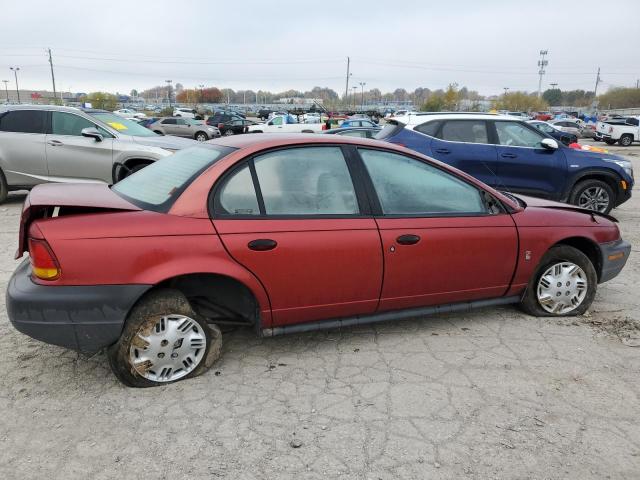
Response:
[0,142,639,479]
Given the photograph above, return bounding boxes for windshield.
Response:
[112,144,234,212]
[90,112,158,137]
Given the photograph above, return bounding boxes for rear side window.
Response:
[218,165,260,215]
[162,118,177,125]
[440,120,488,143]
[414,120,441,137]
[112,144,233,212]
[0,110,46,134]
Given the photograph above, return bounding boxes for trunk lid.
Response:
[17,183,141,258]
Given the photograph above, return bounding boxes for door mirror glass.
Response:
[541,138,559,150]
[81,127,103,142]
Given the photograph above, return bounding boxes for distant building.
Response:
[274,97,324,105]
[1,89,76,104]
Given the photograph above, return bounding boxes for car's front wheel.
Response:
[195,131,208,142]
[0,168,8,204]
[619,134,633,147]
[520,245,597,317]
[569,179,615,214]
[108,289,221,387]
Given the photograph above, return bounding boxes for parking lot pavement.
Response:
[1,155,639,480]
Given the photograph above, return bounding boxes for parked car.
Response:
[217,118,258,136]
[534,112,553,121]
[257,108,272,120]
[528,120,578,145]
[0,105,199,202]
[113,108,147,119]
[340,118,379,128]
[323,126,381,138]
[148,117,220,141]
[206,112,244,127]
[595,116,640,146]
[376,113,634,213]
[173,107,197,119]
[7,134,631,387]
[247,114,324,133]
[549,119,582,137]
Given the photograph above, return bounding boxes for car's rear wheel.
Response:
[0,168,8,204]
[195,131,208,142]
[108,289,221,387]
[520,245,597,317]
[224,129,234,136]
[619,134,633,147]
[604,138,617,145]
[569,179,615,214]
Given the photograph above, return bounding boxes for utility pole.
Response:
[10,67,20,103]
[198,84,204,105]
[2,80,8,102]
[359,82,366,111]
[352,86,357,109]
[503,87,509,96]
[593,67,601,97]
[165,79,172,107]
[344,57,350,104]
[537,50,548,98]
[47,48,57,101]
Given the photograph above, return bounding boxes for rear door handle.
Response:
[47,140,63,146]
[434,148,450,154]
[501,152,517,158]
[396,234,421,245]
[248,239,277,251]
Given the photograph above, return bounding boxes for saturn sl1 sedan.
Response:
[6,134,631,387]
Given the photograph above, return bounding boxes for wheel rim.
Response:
[224,130,234,136]
[536,262,588,314]
[129,314,206,382]
[577,186,610,212]
[196,134,207,141]
[621,137,631,146]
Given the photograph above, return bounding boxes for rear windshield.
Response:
[375,122,403,140]
[112,144,234,212]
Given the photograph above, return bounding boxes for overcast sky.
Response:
[1,0,638,97]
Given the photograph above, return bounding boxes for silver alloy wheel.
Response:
[537,262,588,314]
[129,314,206,382]
[577,186,610,212]
[196,133,207,142]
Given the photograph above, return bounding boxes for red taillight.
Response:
[28,238,60,280]
[218,123,224,129]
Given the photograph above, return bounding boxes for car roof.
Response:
[0,104,82,113]
[391,112,506,126]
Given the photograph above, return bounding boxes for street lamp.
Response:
[165,79,172,107]
[10,67,20,104]
[198,84,204,105]
[352,86,357,109]
[359,82,366,111]
[503,87,509,96]
[2,80,8,102]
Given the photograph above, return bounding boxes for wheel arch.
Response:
[551,236,602,281]
[566,169,621,202]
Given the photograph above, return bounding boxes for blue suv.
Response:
[376,113,634,214]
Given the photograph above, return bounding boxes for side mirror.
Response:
[541,138,559,150]
[81,127,103,142]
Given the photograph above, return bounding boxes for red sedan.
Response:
[7,134,630,387]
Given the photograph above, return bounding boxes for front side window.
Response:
[270,117,283,126]
[254,147,358,215]
[0,110,46,134]
[113,144,232,212]
[176,118,187,125]
[51,112,95,136]
[494,121,545,148]
[359,149,486,215]
[440,120,488,144]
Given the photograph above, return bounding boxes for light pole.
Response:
[359,82,366,111]
[352,86,357,109]
[10,67,20,104]
[2,80,8,102]
[198,84,204,106]
[165,79,172,107]
[503,87,509,96]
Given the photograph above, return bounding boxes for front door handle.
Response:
[248,239,277,251]
[434,148,450,154]
[47,140,63,146]
[396,234,421,245]
[501,152,517,158]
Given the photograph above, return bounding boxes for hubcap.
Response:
[196,134,206,141]
[537,262,588,314]
[129,314,206,382]
[577,186,610,212]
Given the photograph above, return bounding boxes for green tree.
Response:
[542,88,562,105]
[420,94,446,112]
[80,92,118,110]
[492,91,547,112]
[598,87,640,109]
[443,83,459,110]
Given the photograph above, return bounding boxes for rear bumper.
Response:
[6,259,151,354]
[598,239,631,283]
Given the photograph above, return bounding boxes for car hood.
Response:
[513,193,619,223]
[131,134,199,150]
